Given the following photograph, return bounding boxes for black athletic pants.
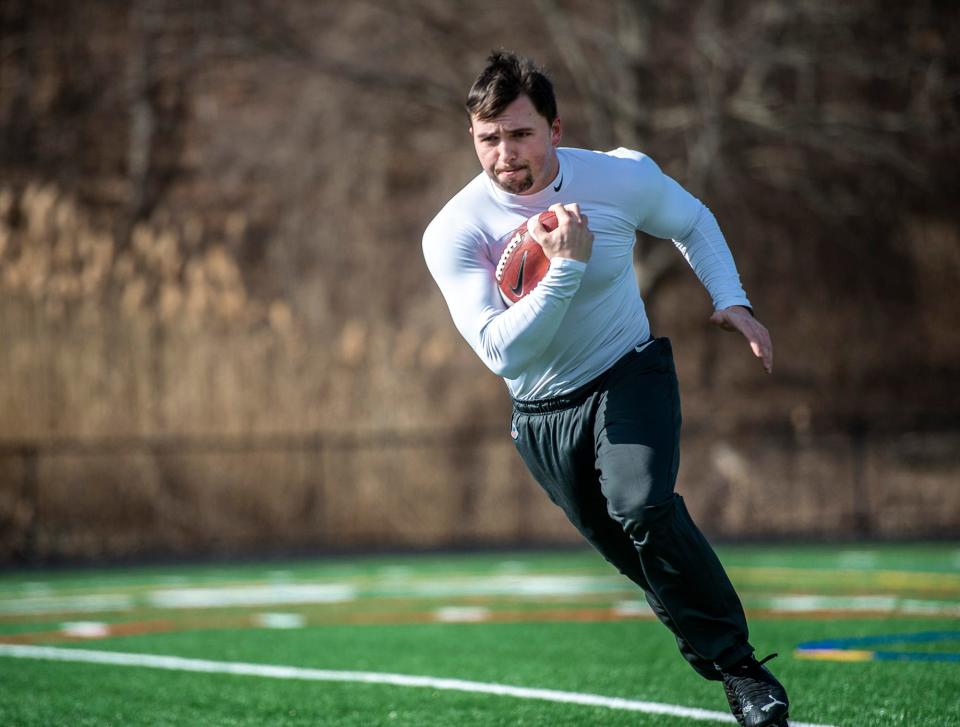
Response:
[511,337,753,680]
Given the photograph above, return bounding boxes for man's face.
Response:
[470,95,562,195]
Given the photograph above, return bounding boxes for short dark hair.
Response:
[466,52,557,124]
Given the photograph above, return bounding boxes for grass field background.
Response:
[1,543,958,726]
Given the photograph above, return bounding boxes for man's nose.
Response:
[498,139,518,161]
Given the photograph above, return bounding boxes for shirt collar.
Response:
[485,149,569,210]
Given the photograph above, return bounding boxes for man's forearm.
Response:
[474,258,585,378]
[672,205,751,312]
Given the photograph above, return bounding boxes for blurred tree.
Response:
[1,0,958,427]
[0,0,958,560]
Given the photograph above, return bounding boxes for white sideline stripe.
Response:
[0,645,836,727]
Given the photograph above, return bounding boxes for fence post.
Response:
[850,420,871,537]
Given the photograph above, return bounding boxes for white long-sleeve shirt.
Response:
[422,147,751,400]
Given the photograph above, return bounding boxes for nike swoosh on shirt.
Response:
[553,174,563,192]
[510,250,528,296]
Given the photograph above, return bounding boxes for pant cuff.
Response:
[713,643,756,673]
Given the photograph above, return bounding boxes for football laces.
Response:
[495,231,524,282]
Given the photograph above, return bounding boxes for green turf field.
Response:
[1,543,959,726]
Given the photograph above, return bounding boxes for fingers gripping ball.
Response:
[495,211,557,306]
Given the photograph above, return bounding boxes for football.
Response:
[495,211,557,306]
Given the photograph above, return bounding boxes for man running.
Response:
[422,52,789,727]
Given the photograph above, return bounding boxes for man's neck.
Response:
[517,152,560,196]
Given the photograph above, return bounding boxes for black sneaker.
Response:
[720,653,790,727]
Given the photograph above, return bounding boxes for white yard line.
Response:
[0,644,836,727]
[147,584,355,609]
[433,606,492,622]
[0,594,134,615]
[60,622,111,638]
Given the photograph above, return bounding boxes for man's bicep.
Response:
[424,240,501,346]
[637,173,703,241]
[445,268,504,347]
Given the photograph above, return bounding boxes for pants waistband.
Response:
[511,337,665,414]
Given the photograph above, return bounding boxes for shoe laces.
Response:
[724,653,781,703]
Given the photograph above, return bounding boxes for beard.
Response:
[492,166,534,194]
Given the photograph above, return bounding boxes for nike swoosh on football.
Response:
[510,250,528,296]
[553,174,563,192]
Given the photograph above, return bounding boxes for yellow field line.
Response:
[794,649,875,662]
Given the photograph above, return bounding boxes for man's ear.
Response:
[550,117,563,147]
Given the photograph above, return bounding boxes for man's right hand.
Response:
[529,202,594,263]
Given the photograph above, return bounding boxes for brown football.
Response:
[495,211,557,306]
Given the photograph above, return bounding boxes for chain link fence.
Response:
[2,423,957,564]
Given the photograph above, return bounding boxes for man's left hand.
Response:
[709,305,773,374]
